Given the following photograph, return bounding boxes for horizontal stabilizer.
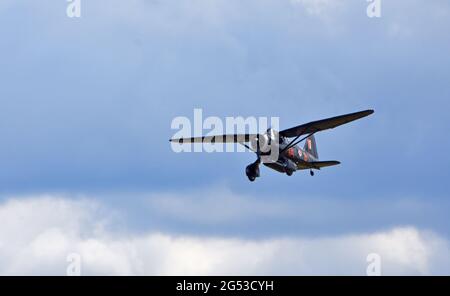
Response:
[298,160,340,170]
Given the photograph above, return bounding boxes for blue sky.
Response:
[0,0,449,275]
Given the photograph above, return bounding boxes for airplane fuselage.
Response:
[262,143,318,174]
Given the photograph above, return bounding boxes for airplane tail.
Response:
[304,135,319,159]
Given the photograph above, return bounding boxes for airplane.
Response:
[170,109,374,181]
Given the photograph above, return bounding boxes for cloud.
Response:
[141,186,450,239]
[0,1,449,276]
[146,187,291,224]
[1,0,450,196]
[0,195,449,275]
[290,0,344,17]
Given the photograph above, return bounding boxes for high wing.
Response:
[169,134,258,144]
[298,160,340,170]
[280,109,374,138]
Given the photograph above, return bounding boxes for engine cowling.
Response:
[249,129,279,159]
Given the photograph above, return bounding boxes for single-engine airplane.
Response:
[170,109,374,181]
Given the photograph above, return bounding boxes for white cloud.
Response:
[0,195,449,275]
[142,186,450,240]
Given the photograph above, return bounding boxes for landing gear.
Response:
[246,160,260,182]
[310,170,314,176]
[286,170,293,176]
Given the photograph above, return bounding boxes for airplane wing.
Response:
[298,160,341,170]
[280,109,374,138]
[169,134,258,144]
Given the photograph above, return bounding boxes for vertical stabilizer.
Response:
[304,135,319,159]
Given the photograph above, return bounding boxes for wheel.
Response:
[246,161,260,181]
[286,171,293,176]
[310,170,314,176]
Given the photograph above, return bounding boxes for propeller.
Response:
[254,134,261,165]
[249,127,279,165]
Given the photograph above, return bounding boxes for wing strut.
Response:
[239,142,254,152]
[280,131,315,155]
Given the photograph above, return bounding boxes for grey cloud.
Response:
[1,195,449,275]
